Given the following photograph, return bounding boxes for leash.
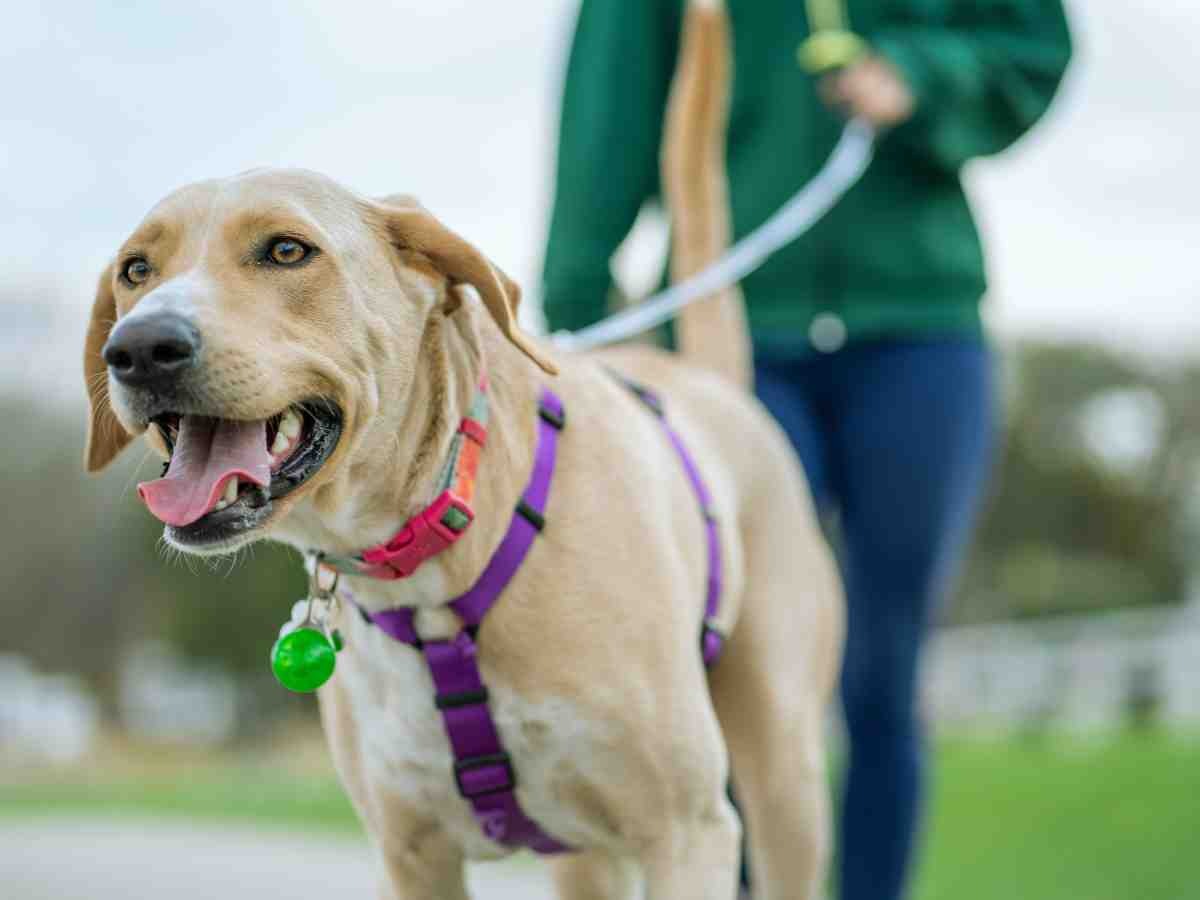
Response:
[550,118,874,352]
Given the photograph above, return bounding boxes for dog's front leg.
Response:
[552,849,640,899]
[639,795,741,900]
[375,836,470,900]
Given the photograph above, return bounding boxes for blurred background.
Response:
[2,1,1198,898]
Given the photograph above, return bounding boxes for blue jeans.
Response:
[753,338,996,900]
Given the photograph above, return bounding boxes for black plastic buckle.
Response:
[539,403,566,430]
[453,752,516,799]
[515,499,546,532]
[633,385,665,417]
[434,687,489,710]
[604,368,666,417]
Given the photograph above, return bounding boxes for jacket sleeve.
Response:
[872,0,1073,170]
[540,0,683,334]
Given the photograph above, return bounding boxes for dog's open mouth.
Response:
[136,401,342,548]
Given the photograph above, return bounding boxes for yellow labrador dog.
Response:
[82,2,842,897]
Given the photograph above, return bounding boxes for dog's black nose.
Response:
[103,313,201,388]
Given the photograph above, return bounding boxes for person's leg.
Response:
[753,357,832,509]
[830,339,996,900]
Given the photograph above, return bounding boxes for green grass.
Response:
[0,762,360,833]
[2,731,1197,899]
[913,730,1200,900]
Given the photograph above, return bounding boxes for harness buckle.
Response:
[454,752,516,799]
[435,687,489,710]
[538,401,566,430]
[361,491,475,579]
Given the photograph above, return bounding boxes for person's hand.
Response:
[820,55,915,129]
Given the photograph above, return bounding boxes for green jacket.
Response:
[541,0,1072,355]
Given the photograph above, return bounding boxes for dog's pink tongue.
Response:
[137,416,272,527]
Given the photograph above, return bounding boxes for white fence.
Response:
[924,601,1200,733]
[1,641,238,764]
[0,655,99,764]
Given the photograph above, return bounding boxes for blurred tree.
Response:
[0,391,303,708]
[954,342,1197,624]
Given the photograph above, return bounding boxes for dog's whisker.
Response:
[221,548,243,578]
[119,445,157,504]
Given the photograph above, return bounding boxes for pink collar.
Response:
[315,374,489,580]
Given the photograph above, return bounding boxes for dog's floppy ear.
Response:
[374,198,557,375]
[83,263,135,471]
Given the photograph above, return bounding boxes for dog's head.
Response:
[84,168,554,555]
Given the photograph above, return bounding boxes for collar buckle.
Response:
[360,490,475,579]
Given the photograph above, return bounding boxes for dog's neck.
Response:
[275,300,543,616]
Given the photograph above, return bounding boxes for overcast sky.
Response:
[2,0,1198,400]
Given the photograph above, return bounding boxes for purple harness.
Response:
[359,383,724,853]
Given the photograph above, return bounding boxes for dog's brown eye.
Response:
[267,238,310,266]
[122,258,152,286]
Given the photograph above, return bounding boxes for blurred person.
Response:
[541,1,1072,898]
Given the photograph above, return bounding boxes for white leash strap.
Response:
[552,118,876,352]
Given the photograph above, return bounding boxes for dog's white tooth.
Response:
[271,431,291,455]
[214,499,228,511]
[223,477,239,504]
[280,409,302,440]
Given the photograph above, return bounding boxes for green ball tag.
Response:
[271,627,337,693]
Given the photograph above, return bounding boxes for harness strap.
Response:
[363,388,569,854]
[424,634,567,853]
[620,379,726,666]
[451,390,562,627]
[354,380,724,855]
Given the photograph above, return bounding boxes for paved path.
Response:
[0,819,557,899]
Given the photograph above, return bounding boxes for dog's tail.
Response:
[662,0,752,390]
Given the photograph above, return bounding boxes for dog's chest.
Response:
[330,619,613,857]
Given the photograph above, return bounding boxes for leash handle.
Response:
[798,0,868,74]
